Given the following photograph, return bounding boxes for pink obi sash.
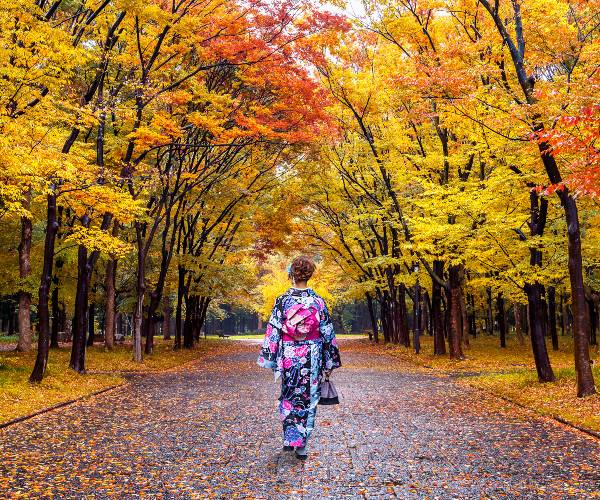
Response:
[282,303,321,341]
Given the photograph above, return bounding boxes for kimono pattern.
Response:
[257,288,341,448]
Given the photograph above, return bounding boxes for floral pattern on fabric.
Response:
[257,287,341,447]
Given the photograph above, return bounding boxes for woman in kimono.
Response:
[257,256,341,460]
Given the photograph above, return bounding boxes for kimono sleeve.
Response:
[257,299,283,371]
[319,302,341,371]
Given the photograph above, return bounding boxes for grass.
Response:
[229,332,369,340]
[0,338,220,425]
[371,334,600,433]
[0,334,18,344]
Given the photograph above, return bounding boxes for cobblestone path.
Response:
[1,340,599,498]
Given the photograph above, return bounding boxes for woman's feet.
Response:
[294,445,308,460]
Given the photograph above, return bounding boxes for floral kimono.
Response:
[257,287,341,448]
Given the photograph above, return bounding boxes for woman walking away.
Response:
[257,256,341,461]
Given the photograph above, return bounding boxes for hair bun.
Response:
[290,255,316,282]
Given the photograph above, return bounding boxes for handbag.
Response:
[319,375,339,405]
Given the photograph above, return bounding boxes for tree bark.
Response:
[104,258,116,350]
[70,215,91,373]
[486,287,494,334]
[526,283,555,382]
[413,281,421,354]
[366,292,379,343]
[50,283,60,348]
[162,299,171,340]
[87,301,95,347]
[17,193,33,352]
[558,193,596,395]
[432,260,446,355]
[514,304,525,345]
[497,293,506,348]
[548,286,559,351]
[30,193,59,382]
[446,265,464,359]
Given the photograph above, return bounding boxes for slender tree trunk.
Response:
[70,215,91,373]
[432,260,446,355]
[366,292,379,343]
[526,282,555,382]
[50,283,60,348]
[174,266,186,350]
[17,192,33,352]
[486,287,494,334]
[413,281,421,354]
[467,293,476,338]
[198,297,210,337]
[423,291,431,336]
[104,258,116,350]
[446,265,464,359]
[162,299,171,340]
[497,293,506,348]
[132,224,145,363]
[589,299,597,346]
[514,304,525,345]
[30,194,59,382]
[459,286,470,347]
[548,286,559,351]
[87,301,95,347]
[560,293,566,336]
[104,223,118,350]
[183,295,195,349]
[399,284,410,347]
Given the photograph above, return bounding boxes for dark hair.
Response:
[289,255,316,283]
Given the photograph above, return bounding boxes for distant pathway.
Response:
[1,340,599,498]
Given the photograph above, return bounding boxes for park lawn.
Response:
[0,339,219,425]
[373,335,600,433]
[230,332,370,340]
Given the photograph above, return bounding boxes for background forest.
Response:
[0,0,599,429]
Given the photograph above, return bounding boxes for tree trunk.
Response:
[104,258,116,350]
[486,287,494,334]
[366,292,379,343]
[87,301,95,347]
[497,293,506,348]
[50,283,60,348]
[526,282,555,382]
[514,304,525,345]
[446,265,464,359]
[459,286,470,347]
[399,284,410,347]
[104,223,119,350]
[432,260,446,355]
[162,303,171,340]
[558,193,595,396]
[16,193,33,352]
[174,265,186,350]
[413,281,421,354]
[547,286,559,351]
[183,295,195,349]
[467,293,476,338]
[132,224,145,363]
[70,216,91,373]
[589,299,597,346]
[30,193,59,382]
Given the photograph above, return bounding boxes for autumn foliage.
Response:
[0,0,598,404]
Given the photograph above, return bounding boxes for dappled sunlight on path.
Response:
[1,340,599,498]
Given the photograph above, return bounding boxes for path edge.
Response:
[464,383,600,440]
[0,348,214,430]
[0,383,128,430]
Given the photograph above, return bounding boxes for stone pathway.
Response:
[1,340,599,498]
